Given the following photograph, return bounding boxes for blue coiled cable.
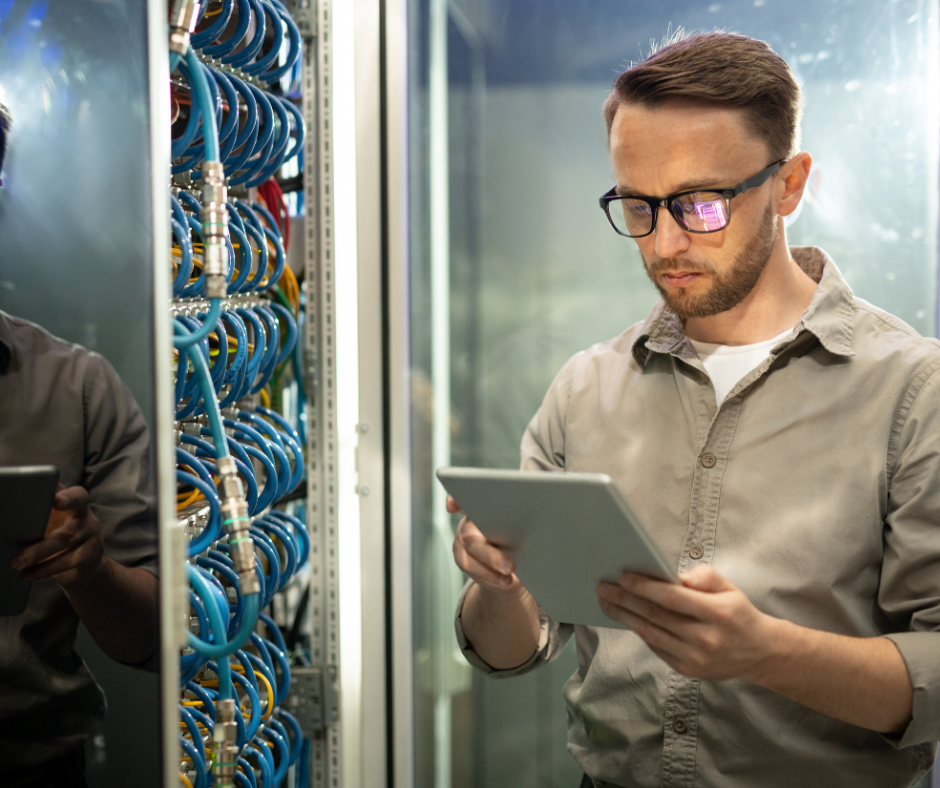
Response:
[190,0,235,48]
[203,0,251,58]
[267,302,298,370]
[188,561,261,660]
[261,2,302,84]
[179,734,207,788]
[242,0,284,77]
[244,744,273,788]
[178,469,222,556]
[261,721,290,787]
[171,218,195,298]
[224,0,266,67]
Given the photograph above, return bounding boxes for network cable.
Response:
[169,1,309,785]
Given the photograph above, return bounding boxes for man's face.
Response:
[609,101,782,319]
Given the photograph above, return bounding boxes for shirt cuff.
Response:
[453,579,556,677]
[881,632,940,747]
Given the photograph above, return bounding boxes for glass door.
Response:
[405,1,940,785]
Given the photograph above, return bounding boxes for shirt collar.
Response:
[632,245,856,365]
[0,310,13,372]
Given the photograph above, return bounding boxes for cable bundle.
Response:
[167,3,310,786]
[171,0,304,186]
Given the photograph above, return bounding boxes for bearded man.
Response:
[448,32,940,788]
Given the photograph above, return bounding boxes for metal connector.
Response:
[216,456,261,594]
[169,0,201,56]
[200,161,229,300]
[213,698,238,787]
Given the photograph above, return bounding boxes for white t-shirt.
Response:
[689,327,794,405]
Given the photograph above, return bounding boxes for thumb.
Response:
[679,564,733,593]
[54,485,90,515]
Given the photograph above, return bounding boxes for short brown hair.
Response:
[604,31,803,161]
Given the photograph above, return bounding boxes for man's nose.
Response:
[653,206,691,259]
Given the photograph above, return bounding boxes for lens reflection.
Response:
[678,192,729,232]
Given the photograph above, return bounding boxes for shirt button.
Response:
[689,545,704,560]
[673,717,688,734]
[701,453,716,468]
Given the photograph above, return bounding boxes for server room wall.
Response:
[0,3,161,787]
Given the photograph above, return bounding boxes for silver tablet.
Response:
[436,466,679,629]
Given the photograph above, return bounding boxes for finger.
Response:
[461,531,514,576]
[453,540,513,588]
[597,596,687,656]
[679,564,734,593]
[455,516,482,540]
[12,521,88,569]
[457,550,515,589]
[445,495,464,515]
[597,582,695,633]
[53,486,90,515]
[617,572,724,620]
[19,542,86,581]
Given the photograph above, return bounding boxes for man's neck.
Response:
[683,244,819,346]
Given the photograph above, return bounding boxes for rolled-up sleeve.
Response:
[454,580,573,676]
[454,358,577,675]
[880,360,940,746]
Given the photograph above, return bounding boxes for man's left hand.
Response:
[11,485,106,589]
[596,565,776,682]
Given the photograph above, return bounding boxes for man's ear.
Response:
[778,152,812,218]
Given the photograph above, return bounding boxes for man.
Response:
[449,32,940,787]
[0,100,160,788]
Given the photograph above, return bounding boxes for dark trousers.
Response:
[14,748,87,788]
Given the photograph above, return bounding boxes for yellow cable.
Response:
[254,670,276,720]
[260,388,271,408]
[279,265,300,314]
[178,488,203,510]
[180,773,193,788]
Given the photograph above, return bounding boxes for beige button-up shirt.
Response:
[455,247,940,787]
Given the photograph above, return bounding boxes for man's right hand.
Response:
[448,494,541,668]
[449,495,524,593]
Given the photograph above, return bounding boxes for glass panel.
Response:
[0,2,160,784]
[407,1,939,786]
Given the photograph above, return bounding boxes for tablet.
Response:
[0,465,60,617]
[436,467,679,629]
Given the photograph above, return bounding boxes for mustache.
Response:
[645,257,717,277]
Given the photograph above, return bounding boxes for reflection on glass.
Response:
[0,308,159,786]
[408,1,939,786]
[0,2,160,786]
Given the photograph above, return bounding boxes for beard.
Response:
[643,203,778,319]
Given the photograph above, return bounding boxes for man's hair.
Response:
[603,31,803,162]
[0,100,10,173]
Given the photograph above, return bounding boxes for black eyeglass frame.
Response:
[599,160,786,238]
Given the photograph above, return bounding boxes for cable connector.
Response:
[217,456,261,594]
[212,698,238,788]
[201,161,229,300]
[169,0,201,56]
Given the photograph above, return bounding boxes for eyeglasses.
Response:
[598,160,784,238]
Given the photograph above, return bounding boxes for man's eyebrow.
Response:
[615,175,735,198]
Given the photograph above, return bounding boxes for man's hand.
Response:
[597,565,774,681]
[449,494,523,594]
[597,564,914,733]
[449,494,541,669]
[11,485,105,589]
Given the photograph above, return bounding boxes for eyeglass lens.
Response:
[610,191,729,236]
